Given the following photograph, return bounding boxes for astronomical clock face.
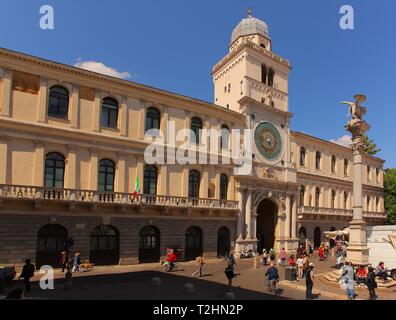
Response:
[254,122,283,161]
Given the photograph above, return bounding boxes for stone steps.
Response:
[318,270,396,289]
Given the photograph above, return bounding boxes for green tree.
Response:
[384,169,396,225]
[363,134,381,156]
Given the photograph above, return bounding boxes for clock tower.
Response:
[212,10,299,254]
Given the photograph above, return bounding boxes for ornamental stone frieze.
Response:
[255,164,278,181]
[12,70,40,95]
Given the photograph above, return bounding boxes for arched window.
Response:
[315,151,321,170]
[315,187,320,207]
[331,190,336,209]
[331,155,336,173]
[188,170,200,198]
[344,159,349,176]
[220,174,228,200]
[145,107,161,133]
[185,226,203,261]
[367,166,371,181]
[144,165,158,195]
[300,147,306,166]
[344,192,348,209]
[299,186,305,206]
[268,68,275,87]
[376,168,380,183]
[190,117,203,144]
[98,159,115,192]
[90,225,119,266]
[48,86,69,119]
[139,226,161,263]
[367,196,371,211]
[101,97,118,128]
[45,153,65,188]
[220,125,230,150]
[217,227,230,257]
[376,197,380,212]
[36,224,68,268]
[261,64,268,84]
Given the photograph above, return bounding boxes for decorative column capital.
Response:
[33,140,46,148]
[67,144,78,152]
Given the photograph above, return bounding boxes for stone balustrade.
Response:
[298,206,386,219]
[0,184,239,211]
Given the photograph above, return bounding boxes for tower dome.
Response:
[231,10,269,44]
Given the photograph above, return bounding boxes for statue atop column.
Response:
[341,94,371,151]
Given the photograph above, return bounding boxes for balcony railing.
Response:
[0,184,239,211]
[298,206,386,219]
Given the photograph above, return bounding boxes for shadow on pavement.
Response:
[5,270,291,300]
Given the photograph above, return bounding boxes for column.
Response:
[304,184,310,207]
[136,155,144,192]
[119,97,128,137]
[236,189,245,240]
[214,167,220,199]
[70,85,79,128]
[285,194,291,238]
[182,166,189,197]
[65,145,77,189]
[0,69,12,117]
[92,90,101,132]
[89,149,99,191]
[161,106,169,142]
[37,76,48,123]
[228,175,235,200]
[245,189,252,239]
[33,141,45,186]
[138,102,146,139]
[117,152,126,192]
[201,166,208,198]
[159,165,168,196]
[291,195,297,238]
[0,136,8,184]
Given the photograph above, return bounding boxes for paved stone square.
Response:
[2,256,395,300]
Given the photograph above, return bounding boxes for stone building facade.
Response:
[0,13,385,267]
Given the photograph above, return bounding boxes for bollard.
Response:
[183,283,195,295]
[253,254,258,269]
[151,277,162,287]
[224,291,236,300]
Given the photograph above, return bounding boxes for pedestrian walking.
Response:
[302,253,309,278]
[60,250,69,272]
[279,247,286,267]
[192,256,205,277]
[269,248,275,265]
[224,265,237,291]
[227,253,236,272]
[366,266,377,300]
[305,263,315,299]
[339,262,356,300]
[71,252,81,273]
[18,259,35,293]
[296,255,304,280]
[262,249,268,266]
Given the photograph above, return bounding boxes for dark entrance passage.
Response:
[90,225,119,266]
[314,227,322,249]
[256,199,278,253]
[36,224,68,268]
[139,226,161,263]
[217,227,230,257]
[299,227,307,247]
[185,226,203,261]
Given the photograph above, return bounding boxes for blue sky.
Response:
[1,0,395,167]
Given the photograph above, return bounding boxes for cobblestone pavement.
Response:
[2,256,395,300]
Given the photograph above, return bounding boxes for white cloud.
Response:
[74,60,131,79]
[330,135,352,147]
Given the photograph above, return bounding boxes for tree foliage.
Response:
[363,134,381,156]
[384,169,396,225]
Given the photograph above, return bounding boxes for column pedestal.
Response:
[346,220,370,265]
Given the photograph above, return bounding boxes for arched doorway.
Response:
[217,227,230,257]
[314,227,321,249]
[330,227,336,248]
[139,226,160,263]
[298,227,307,247]
[185,226,203,261]
[36,224,68,268]
[256,199,278,253]
[90,225,119,266]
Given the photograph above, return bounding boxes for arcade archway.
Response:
[256,199,278,253]
[36,224,68,268]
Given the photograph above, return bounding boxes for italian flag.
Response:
[132,175,140,200]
